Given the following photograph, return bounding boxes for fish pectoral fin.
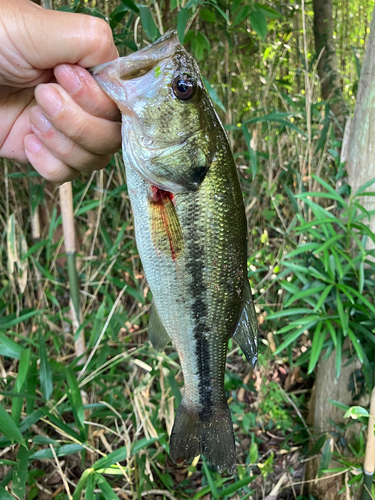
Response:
[148,301,171,351]
[233,279,258,368]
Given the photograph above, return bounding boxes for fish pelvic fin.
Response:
[233,278,258,368]
[148,301,171,351]
[148,186,183,261]
[169,399,236,474]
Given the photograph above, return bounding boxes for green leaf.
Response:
[29,443,84,460]
[200,8,215,22]
[275,321,318,354]
[254,3,281,18]
[0,333,24,359]
[325,319,337,346]
[66,368,86,437]
[266,308,312,320]
[93,446,129,470]
[336,289,347,335]
[220,475,256,496]
[250,9,267,41]
[307,434,326,457]
[202,76,225,112]
[131,436,159,454]
[284,285,326,308]
[347,329,364,363]
[85,473,96,500]
[318,439,333,477]
[96,474,120,500]
[12,445,29,499]
[73,468,94,500]
[139,6,160,42]
[0,404,26,447]
[119,0,139,13]
[311,174,347,206]
[359,260,364,294]
[232,5,252,27]
[344,406,370,419]
[243,112,306,136]
[202,457,219,498]
[308,322,325,373]
[285,243,320,258]
[12,348,31,424]
[0,487,15,500]
[177,8,188,43]
[354,177,375,196]
[39,332,53,401]
[314,285,333,311]
[241,125,257,177]
[0,309,44,331]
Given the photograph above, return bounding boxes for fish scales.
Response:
[91,30,258,473]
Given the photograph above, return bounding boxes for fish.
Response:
[91,30,258,473]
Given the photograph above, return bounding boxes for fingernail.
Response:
[55,64,81,94]
[36,85,62,117]
[25,135,42,155]
[30,106,51,133]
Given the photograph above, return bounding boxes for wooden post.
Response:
[59,182,86,363]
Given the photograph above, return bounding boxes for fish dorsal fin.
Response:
[233,279,258,368]
[148,186,183,261]
[148,301,171,351]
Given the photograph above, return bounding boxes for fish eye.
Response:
[172,75,196,100]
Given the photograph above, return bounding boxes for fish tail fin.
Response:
[169,399,236,473]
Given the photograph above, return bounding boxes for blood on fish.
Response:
[149,185,181,260]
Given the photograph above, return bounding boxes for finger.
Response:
[10,1,118,69]
[54,64,120,121]
[24,134,79,184]
[29,105,111,172]
[34,83,122,155]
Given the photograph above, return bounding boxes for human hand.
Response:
[0,0,122,183]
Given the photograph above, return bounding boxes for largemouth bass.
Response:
[91,30,258,473]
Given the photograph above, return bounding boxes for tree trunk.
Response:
[346,6,375,212]
[305,346,356,500]
[313,0,347,135]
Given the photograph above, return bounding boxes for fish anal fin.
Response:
[233,279,258,368]
[148,186,183,260]
[148,301,171,351]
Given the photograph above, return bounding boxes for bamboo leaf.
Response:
[177,8,188,43]
[275,321,318,354]
[66,368,86,437]
[96,474,120,500]
[85,473,96,500]
[0,404,26,447]
[93,447,129,470]
[202,457,219,498]
[0,487,15,500]
[12,348,31,424]
[39,332,53,401]
[308,322,325,373]
[12,445,29,499]
[284,285,326,307]
[202,76,226,112]
[139,6,160,42]
[250,9,267,41]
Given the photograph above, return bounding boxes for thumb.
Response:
[6,0,118,69]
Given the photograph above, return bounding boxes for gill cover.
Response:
[91,30,212,193]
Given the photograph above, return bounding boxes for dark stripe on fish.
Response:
[185,197,212,415]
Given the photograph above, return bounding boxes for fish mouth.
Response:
[90,30,179,83]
